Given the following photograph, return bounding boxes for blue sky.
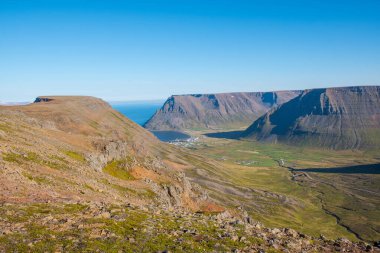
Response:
[1,0,379,102]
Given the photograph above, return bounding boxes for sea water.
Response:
[111,100,191,142]
[110,101,163,126]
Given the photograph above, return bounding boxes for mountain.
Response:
[0,96,373,251]
[0,96,213,210]
[144,91,301,130]
[241,86,380,149]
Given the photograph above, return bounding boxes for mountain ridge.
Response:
[144,90,301,130]
[241,86,380,149]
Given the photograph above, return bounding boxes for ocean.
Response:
[110,101,163,126]
[111,100,191,142]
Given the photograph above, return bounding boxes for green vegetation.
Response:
[139,189,156,199]
[64,150,86,162]
[3,151,69,170]
[0,203,271,252]
[89,120,99,129]
[84,184,95,191]
[3,151,25,164]
[103,160,135,180]
[186,137,380,242]
[110,112,125,122]
[22,172,51,185]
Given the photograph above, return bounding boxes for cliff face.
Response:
[242,86,380,149]
[144,91,301,130]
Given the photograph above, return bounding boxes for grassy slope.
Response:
[187,136,380,242]
[0,203,277,252]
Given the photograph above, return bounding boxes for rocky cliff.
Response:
[241,86,380,149]
[144,91,301,130]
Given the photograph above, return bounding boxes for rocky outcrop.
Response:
[34,97,54,103]
[144,168,208,209]
[242,86,380,149]
[87,139,133,171]
[144,91,301,130]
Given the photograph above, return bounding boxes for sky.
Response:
[0,0,379,102]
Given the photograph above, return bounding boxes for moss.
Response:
[22,171,51,185]
[247,236,264,245]
[49,154,68,163]
[111,183,137,195]
[102,160,135,180]
[0,203,301,252]
[22,172,34,181]
[3,151,68,170]
[45,160,69,170]
[84,184,95,191]
[267,248,283,253]
[0,233,30,252]
[64,150,86,163]
[3,152,24,164]
[4,151,42,164]
[139,189,156,199]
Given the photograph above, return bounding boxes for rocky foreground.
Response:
[0,202,378,253]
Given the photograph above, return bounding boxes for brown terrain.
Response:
[144,91,301,130]
[0,96,210,209]
[0,96,377,252]
[242,86,380,149]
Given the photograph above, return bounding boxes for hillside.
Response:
[0,96,376,251]
[241,86,380,149]
[144,91,301,130]
[0,96,212,209]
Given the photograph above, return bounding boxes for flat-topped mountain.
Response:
[0,96,215,210]
[241,86,380,149]
[144,91,301,130]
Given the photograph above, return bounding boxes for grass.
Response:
[64,150,86,162]
[89,120,99,129]
[84,184,96,191]
[3,151,69,170]
[3,151,25,164]
[22,172,51,185]
[110,112,125,123]
[103,160,135,180]
[0,203,269,252]
[186,137,380,242]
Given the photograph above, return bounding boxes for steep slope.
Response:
[242,86,380,149]
[0,96,212,210]
[144,91,301,130]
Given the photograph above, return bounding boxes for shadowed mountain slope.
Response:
[144,91,301,130]
[241,86,380,149]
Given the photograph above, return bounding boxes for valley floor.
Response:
[177,130,380,243]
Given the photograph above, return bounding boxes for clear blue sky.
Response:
[1,0,379,102]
